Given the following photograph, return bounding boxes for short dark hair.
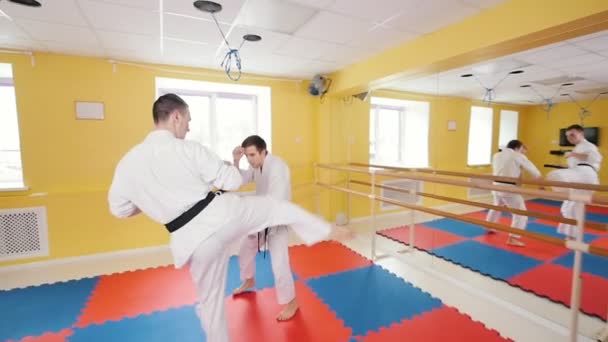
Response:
[241,135,267,153]
[566,124,584,132]
[153,93,188,124]
[506,139,523,150]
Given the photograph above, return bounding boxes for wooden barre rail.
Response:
[316,163,608,206]
[316,181,608,258]
[349,180,608,232]
[350,162,608,193]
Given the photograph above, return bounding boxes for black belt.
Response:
[495,180,516,185]
[165,190,224,233]
[258,228,270,259]
[578,163,597,172]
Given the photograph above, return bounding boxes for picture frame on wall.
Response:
[75,101,104,120]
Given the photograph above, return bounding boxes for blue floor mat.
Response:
[553,252,608,279]
[70,306,205,342]
[432,240,543,280]
[306,265,442,336]
[527,222,599,243]
[528,199,608,223]
[0,277,99,341]
[225,252,298,296]
[423,218,487,238]
[529,199,562,207]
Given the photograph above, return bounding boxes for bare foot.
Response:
[277,299,299,321]
[328,225,355,241]
[507,237,525,247]
[233,278,255,295]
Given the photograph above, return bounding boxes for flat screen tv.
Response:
[559,127,599,147]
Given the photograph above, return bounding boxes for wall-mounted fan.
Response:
[308,74,331,97]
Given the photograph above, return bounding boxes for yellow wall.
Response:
[0,52,319,266]
[329,0,608,95]
[521,98,608,184]
[316,90,527,220]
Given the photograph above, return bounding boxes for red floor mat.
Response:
[586,205,608,215]
[289,241,371,279]
[474,231,569,261]
[509,264,608,320]
[533,218,605,235]
[17,329,72,342]
[526,202,562,214]
[378,224,465,250]
[464,211,514,226]
[75,266,197,327]
[591,237,608,249]
[361,306,511,341]
[226,281,351,342]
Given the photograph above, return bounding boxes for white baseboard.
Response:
[0,245,173,290]
[0,245,170,274]
[347,200,486,224]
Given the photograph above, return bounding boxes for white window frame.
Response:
[467,106,494,166]
[498,109,519,150]
[155,77,271,169]
[369,97,430,169]
[0,64,26,192]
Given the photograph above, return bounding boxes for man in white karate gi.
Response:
[231,135,298,321]
[486,140,542,246]
[547,124,602,239]
[108,94,352,342]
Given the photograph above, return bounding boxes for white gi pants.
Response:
[185,194,331,342]
[486,190,527,238]
[547,166,599,238]
[238,225,295,304]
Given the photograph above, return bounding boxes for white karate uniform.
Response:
[486,148,541,237]
[108,130,331,342]
[546,139,602,238]
[237,154,295,305]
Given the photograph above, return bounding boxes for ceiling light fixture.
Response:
[193,0,262,81]
[461,69,524,105]
[560,89,608,124]
[521,82,573,119]
[6,0,41,7]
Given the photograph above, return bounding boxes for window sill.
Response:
[0,185,30,193]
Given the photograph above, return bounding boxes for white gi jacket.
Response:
[108,130,243,267]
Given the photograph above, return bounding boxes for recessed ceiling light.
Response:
[561,82,574,86]
[520,84,531,88]
[509,70,524,74]
[243,34,261,42]
[193,0,222,13]
[461,74,473,78]
[8,0,41,7]
[560,93,570,96]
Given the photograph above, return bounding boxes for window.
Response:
[156,77,271,169]
[498,110,518,149]
[0,63,24,190]
[369,97,430,168]
[467,106,494,166]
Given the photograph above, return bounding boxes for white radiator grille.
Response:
[380,179,422,211]
[0,207,48,261]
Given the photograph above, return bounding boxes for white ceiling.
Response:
[0,0,507,79]
[385,30,608,105]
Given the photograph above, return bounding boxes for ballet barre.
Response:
[351,162,608,193]
[314,163,608,342]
